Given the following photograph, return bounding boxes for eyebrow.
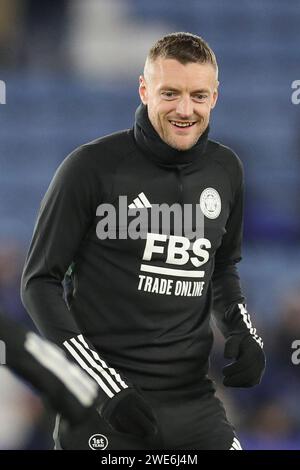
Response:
[159,86,211,94]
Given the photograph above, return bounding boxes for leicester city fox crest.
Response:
[200,188,221,219]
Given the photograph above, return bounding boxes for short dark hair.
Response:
[147,32,218,73]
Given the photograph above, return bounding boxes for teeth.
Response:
[170,121,195,127]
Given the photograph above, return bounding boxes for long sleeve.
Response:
[21,145,98,343]
[211,158,262,346]
[21,145,132,403]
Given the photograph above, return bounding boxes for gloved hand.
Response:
[98,387,158,438]
[222,334,266,387]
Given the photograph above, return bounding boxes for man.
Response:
[21,32,265,450]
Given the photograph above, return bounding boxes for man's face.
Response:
[139,58,219,151]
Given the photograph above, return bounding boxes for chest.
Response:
[90,157,234,266]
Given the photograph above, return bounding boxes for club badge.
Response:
[200,188,221,219]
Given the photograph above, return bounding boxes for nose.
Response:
[176,95,193,118]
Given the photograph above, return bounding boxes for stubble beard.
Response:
[151,113,206,151]
[162,122,206,151]
[163,132,200,151]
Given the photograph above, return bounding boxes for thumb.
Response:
[224,335,241,359]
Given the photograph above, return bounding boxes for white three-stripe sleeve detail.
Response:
[233,437,242,449]
[229,438,242,450]
[25,333,98,406]
[68,338,125,393]
[63,341,115,398]
[77,335,128,389]
[238,304,263,348]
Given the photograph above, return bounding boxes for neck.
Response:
[134,104,209,168]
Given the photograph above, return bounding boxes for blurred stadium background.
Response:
[0,0,300,450]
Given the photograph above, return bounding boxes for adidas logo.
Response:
[128,192,152,209]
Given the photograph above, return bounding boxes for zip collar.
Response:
[134,103,209,168]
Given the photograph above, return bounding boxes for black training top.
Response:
[21,104,251,396]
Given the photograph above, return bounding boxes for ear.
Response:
[139,75,148,105]
[210,81,219,110]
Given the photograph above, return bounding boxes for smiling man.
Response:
[21,32,265,450]
[140,51,218,151]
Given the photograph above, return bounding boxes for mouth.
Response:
[169,120,197,129]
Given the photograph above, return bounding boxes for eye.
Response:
[161,91,177,100]
[193,94,208,102]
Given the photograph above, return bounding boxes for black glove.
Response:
[98,387,158,439]
[222,334,266,387]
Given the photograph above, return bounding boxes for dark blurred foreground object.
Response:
[0,310,99,425]
[0,310,158,440]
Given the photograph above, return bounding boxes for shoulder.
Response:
[206,139,244,185]
[81,129,134,154]
[57,129,135,177]
[67,129,134,165]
